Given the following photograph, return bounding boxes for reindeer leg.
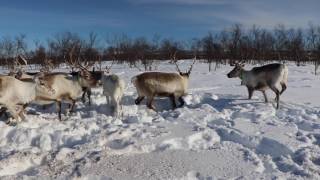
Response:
[178,97,185,107]
[170,94,177,109]
[106,96,110,105]
[0,107,7,117]
[114,101,120,117]
[280,83,287,95]
[69,99,76,113]
[87,89,92,105]
[262,91,268,103]
[18,104,28,121]
[135,96,145,105]
[269,86,280,109]
[5,106,19,125]
[276,93,280,109]
[147,96,156,111]
[110,96,117,116]
[81,88,87,103]
[247,86,254,99]
[42,104,48,110]
[56,101,62,120]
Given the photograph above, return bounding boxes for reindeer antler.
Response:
[187,57,196,75]
[11,54,28,73]
[174,61,182,73]
[105,60,115,73]
[172,51,182,73]
[65,45,79,71]
[40,59,54,73]
[77,58,94,71]
[17,55,28,66]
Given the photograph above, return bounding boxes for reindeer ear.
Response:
[33,72,45,82]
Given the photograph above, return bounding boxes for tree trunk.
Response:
[214,61,219,71]
[315,60,319,75]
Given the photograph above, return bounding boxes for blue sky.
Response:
[0,0,319,47]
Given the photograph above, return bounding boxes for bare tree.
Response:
[307,23,320,74]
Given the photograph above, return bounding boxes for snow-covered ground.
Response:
[0,61,320,179]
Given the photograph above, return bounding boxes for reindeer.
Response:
[0,74,54,125]
[79,66,103,105]
[65,47,102,105]
[227,62,288,109]
[2,55,37,119]
[32,70,99,120]
[101,61,125,116]
[28,47,100,120]
[132,59,195,111]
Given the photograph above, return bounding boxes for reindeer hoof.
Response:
[178,102,185,108]
[135,99,141,105]
[147,106,157,112]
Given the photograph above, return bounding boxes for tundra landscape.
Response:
[0,0,320,179]
[0,61,318,179]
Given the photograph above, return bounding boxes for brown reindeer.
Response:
[132,60,195,111]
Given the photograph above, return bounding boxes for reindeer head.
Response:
[33,73,56,95]
[91,67,103,85]
[15,69,24,79]
[227,61,245,78]
[65,47,100,87]
[78,69,100,87]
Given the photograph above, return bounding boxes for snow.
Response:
[0,61,320,179]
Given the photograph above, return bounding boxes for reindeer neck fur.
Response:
[16,79,37,103]
[179,74,190,92]
[239,68,252,86]
[69,73,85,87]
[239,68,266,89]
[68,74,84,96]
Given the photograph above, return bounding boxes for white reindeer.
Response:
[227,62,288,109]
[0,75,54,124]
[101,63,125,116]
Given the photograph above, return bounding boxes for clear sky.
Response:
[0,0,319,47]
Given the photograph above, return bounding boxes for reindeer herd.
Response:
[0,57,289,126]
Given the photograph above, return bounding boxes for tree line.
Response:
[0,23,320,73]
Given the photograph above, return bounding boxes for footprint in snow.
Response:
[107,139,133,150]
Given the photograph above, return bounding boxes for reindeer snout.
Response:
[227,73,231,78]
